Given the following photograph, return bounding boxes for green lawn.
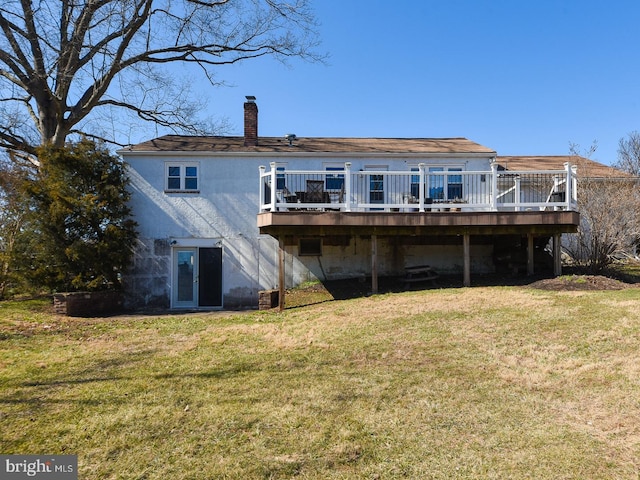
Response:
[1,285,640,479]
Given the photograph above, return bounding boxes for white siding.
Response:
[124,153,495,308]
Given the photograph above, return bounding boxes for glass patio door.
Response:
[174,249,196,308]
[172,247,223,308]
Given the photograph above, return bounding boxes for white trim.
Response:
[170,240,224,309]
[164,161,200,192]
[122,150,496,159]
[323,161,346,168]
[171,247,197,309]
[170,237,223,248]
[364,165,388,208]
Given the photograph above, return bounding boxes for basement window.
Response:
[299,238,322,256]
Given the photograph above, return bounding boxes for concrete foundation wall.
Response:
[123,234,285,309]
[289,239,495,285]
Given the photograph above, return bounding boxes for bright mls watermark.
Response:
[0,455,77,479]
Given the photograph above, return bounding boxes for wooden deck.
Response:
[258,210,580,237]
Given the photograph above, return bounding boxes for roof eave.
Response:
[118,149,497,159]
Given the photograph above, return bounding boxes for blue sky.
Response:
[190,0,640,166]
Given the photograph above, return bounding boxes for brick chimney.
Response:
[244,96,258,146]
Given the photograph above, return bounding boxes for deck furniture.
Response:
[403,265,439,288]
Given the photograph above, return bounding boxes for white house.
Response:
[120,97,585,310]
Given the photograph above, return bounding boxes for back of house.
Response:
[120,97,617,310]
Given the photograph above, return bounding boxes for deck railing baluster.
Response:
[259,164,577,213]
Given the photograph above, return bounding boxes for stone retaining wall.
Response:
[53,291,125,317]
[258,289,279,310]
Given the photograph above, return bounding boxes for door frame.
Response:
[172,247,198,309]
[170,238,223,309]
[365,165,388,210]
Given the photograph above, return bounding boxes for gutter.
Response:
[117,149,498,160]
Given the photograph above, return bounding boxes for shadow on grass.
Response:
[285,264,640,309]
[154,363,258,380]
[20,376,130,387]
[282,273,558,310]
[319,273,554,301]
[604,262,640,284]
[0,349,157,409]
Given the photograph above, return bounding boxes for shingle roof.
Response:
[122,135,497,155]
[121,135,625,178]
[496,155,625,178]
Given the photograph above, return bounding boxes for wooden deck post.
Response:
[371,234,378,294]
[553,234,562,276]
[278,237,285,311]
[527,233,535,276]
[463,233,471,287]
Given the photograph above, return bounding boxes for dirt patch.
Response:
[528,275,630,291]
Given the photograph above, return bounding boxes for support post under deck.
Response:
[553,234,562,276]
[463,234,471,287]
[371,234,378,294]
[527,233,535,276]
[278,237,285,312]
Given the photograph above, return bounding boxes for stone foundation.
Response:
[53,291,125,317]
[258,289,279,310]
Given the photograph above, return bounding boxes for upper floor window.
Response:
[166,163,199,192]
[276,166,286,190]
[410,167,420,198]
[447,168,463,199]
[325,165,345,191]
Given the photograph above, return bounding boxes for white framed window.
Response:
[274,162,289,191]
[410,167,420,198]
[165,163,199,192]
[323,163,345,191]
[428,166,464,200]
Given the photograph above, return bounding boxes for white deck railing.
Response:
[259,162,578,213]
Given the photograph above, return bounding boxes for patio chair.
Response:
[305,180,325,203]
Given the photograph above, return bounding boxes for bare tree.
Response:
[0,0,322,154]
[563,143,640,272]
[616,131,640,176]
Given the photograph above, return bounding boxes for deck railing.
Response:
[259,162,578,213]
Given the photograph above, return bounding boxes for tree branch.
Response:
[0,0,323,152]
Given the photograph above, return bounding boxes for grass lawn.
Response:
[1,284,640,479]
